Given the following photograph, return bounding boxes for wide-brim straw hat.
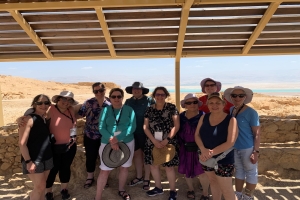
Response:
[51,91,78,105]
[102,142,130,168]
[125,81,149,94]
[224,86,253,104]
[180,93,203,108]
[200,78,222,93]
[152,144,175,165]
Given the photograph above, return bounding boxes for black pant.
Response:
[84,135,101,173]
[46,144,77,188]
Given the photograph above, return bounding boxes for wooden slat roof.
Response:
[0,0,300,61]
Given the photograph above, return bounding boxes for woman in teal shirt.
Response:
[95,88,136,200]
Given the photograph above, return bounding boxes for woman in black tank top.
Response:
[195,92,238,200]
[18,94,53,200]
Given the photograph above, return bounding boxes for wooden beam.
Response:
[8,10,53,59]
[176,0,193,62]
[175,60,181,110]
[0,84,4,127]
[242,2,280,54]
[95,7,116,57]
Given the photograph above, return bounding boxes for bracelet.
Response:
[253,150,260,153]
[25,159,32,164]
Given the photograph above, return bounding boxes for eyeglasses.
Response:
[205,84,216,87]
[59,97,74,104]
[93,88,105,94]
[185,100,198,105]
[230,94,246,98]
[110,95,122,99]
[35,101,51,106]
[155,93,166,97]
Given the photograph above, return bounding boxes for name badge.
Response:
[114,131,121,137]
[70,128,77,138]
[154,132,163,141]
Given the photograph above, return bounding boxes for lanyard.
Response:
[231,104,245,118]
[55,105,74,123]
[111,106,123,127]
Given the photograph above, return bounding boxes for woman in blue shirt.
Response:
[95,88,136,200]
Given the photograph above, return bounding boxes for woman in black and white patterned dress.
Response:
[143,86,180,200]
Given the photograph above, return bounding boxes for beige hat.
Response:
[224,86,253,104]
[152,144,175,165]
[180,93,203,108]
[102,142,130,168]
[51,91,78,105]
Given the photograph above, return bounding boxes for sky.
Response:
[0,55,300,89]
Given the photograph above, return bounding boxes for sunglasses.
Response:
[231,94,246,98]
[185,100,198,105]
[59,97,74,103]
[35,101,51,106]
[93,88,105,94]
[155,93,166,97]
[204,84,216,87]
[110,95,122,99]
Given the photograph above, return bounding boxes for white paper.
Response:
[154,131,163,141]
[114,131,121,137]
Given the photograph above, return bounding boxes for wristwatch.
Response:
[25,159,32,164]
[166,137,172,141]
[253,150,260,153]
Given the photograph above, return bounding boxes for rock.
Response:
[0,137,5,144]
[279,120,296,131]
[5,152,16,157]
[13,168,22,173]
[5,136,17,144]
[1,162,12,170]
[7,147,15,152]
[263,123,278,132]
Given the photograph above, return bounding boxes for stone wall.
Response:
[0,118,299,179]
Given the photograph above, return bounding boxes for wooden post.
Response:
[0,84,4,127]
[175,60,180,110]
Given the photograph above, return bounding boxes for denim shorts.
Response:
[234,148,258,184]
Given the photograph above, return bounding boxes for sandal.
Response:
[84,178,94,189]
[128,177,143,186]
[200,195,209,200]
[118,191,131,200]
[142,180,150,191]
[187,191,195,199]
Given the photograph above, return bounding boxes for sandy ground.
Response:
[1,75,300,199]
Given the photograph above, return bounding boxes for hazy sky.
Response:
[0,55,299,88]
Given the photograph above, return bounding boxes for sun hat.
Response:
[51,91,78,105]
[102,142,131,168]
[200,78,222,93]
[152,144,175,165]
[125,82,149,94]
[207,92,225,102]
[224,86,253,104]
[180,93,203,108]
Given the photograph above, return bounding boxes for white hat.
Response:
[51,91,78,105]
[180,93,203,108]
[224,86,253,104]
[200,78,222,93]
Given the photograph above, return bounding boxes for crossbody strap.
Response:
[215,147,234,162]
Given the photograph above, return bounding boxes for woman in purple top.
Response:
[178,94,209,200]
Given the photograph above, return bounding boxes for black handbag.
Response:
[184,142,199,152]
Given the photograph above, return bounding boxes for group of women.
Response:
[18,78,260,200]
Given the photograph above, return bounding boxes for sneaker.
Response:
[146,187,164,196]
[235,191,243,200]
[45,192,54,200]
[60,189,70,200]
[168,190,177,200]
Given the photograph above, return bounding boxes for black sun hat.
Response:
[125,82,149,94]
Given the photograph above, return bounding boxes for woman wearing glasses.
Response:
[77,82,111,188]
[143,86,180,200]
[178,94,210,200]
[45,91,78,200]
[95,88,136,200]
[224,86,260,200]
[18,94,53,200]
[195,92,238,200]
[199,78,233,114]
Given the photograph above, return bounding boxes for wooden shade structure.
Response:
[0,0,300,125]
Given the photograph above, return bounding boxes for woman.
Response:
[195,92,238,200]
[199,78,233,114]
[178,93,210,200]
[45,91,78,200]
[224,86,260,200]
[95,88,136,200]
[18,94,53,200]
[77,82,111,188]
[143,86,179,200]
[125,82,155,190]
